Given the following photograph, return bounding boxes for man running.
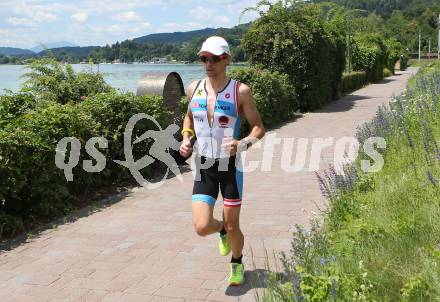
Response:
[179,36,265,286]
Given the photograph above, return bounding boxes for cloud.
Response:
[113,11,142,22]
[11,2,58,22]
[0,29,11,36]
[0,0,263,49]
[71,12,88,24]
[188,6,231,27]
[156,22,204,33]
[215,16,232,26]
[91,22,152,37]
[78,0,161,14]
[6,17,36,27]
[189,6,214,20]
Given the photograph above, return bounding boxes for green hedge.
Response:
[340,71,367,94]
[229,66,297,129]
[0,59,170,239]
[241,2,345,111]
[22,58,112,104]
[0,91,37,127]
[0,92,167,239]
[352,33,388,83]
[0,102,98,237]
[385,38,409,74]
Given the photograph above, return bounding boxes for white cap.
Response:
[197,36,230,56]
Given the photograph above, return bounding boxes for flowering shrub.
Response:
[263,62,440,301]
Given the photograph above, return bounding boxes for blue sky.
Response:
[0,0,262,49]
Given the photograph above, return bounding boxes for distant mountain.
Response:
[0,23,252,63]
[38,46,99,57]
[133,28,219,44]
[31,41,78,53]
[0,47,35,56]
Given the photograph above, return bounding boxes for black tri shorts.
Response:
[192,156,243,207]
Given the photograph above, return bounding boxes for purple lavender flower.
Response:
[330,278,337,301]
[426,171,438,187]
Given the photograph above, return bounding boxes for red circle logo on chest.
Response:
[218,116,229,126]
[225,93,231,99]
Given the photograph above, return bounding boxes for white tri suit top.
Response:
[189,78,244,208]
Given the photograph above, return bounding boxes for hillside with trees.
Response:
[0,0,437,64]
[0,24,250,64]
[313,0,440,52]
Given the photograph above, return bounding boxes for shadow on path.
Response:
[316,95,372,113]
[0,190,130,252]
[375,78,397,84]
[0,162,193,253]
[225,268,270,297]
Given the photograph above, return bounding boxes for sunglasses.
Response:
[199,54,227,64]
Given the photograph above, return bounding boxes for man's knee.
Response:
[193,221,210,237]
[224,220,240,234]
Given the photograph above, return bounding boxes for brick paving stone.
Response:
[205,290,241,301]
[200,279,221,290]
[153,286,193,299]
[117,292,149,302]
[149,297,185,302]
[24,274,60,286]
[0,69,416,301]
[170,277,205,289]
[49,285,86,299]
[79,289,109,301]
[99,291,125,302]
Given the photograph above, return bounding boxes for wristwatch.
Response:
[238,137,253,152]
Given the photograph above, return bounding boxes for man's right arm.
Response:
[180,81,198,157]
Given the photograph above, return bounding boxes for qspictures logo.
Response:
[55,113,182,189]
[55,114,387,189]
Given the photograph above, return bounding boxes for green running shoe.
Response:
[218,234,231,256]
[228,263,245,286]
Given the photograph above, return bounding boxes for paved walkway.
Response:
[0,68,417,302]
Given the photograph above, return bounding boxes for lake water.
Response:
[0,63,238,95]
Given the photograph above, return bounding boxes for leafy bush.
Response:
[383,67,392,77]
[0,102,98,235]
[22,58,112,104]
[0,91,37,127]
[0,91,169,239]
[241,1,345,111]
[351,33,388,83]
[0,59,170,239]
[229,66,297,129]
[385,38,408,74]
[399,55,409,71]
[340,71,366,93]
[78,91,169,181]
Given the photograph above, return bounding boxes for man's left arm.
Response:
[237,83,265,151]
[221,83,265,155]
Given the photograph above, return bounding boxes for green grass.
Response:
[261,62,440,301]
[408,58,439,68]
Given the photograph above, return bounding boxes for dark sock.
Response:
[231,254,243,264]
[220,224,226,236]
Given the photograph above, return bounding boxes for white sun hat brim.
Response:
[197,36,230,56]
